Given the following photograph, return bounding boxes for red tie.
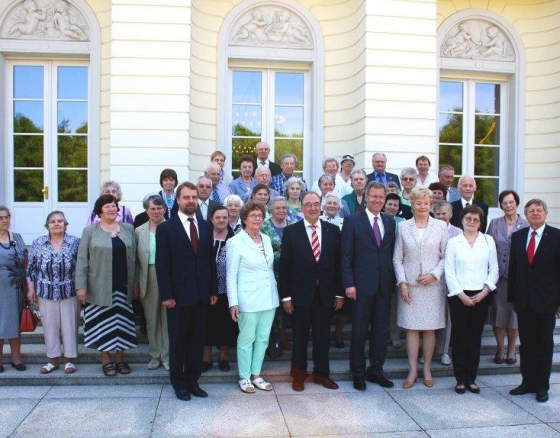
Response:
[527,230,536,265]
[188,218,199,254]
[310,225,320,263]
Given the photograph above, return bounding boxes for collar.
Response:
[365,209,382,223]
[198,199,208,206]
[461,197,474,207]
[303,218,321,231]
[530,223,546,237]
[178,211,196,224]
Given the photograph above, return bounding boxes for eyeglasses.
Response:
[302,202,321,209]
[197,185,212,189]
[463,216,481,223]
[247,214,264,220]
[402,177,416,182]
[0,215,11,220]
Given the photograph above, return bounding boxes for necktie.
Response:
[310,225,320,263]
[188,218,199,254]
[260,161,266,166]
[527,230,537,265]
[376,173,383,182]
[465,202,470,207]
[373,216,382,247]
[212,186,220,203]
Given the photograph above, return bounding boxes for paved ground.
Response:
[1,373,560,437]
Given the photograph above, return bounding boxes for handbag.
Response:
[20,300,38,333]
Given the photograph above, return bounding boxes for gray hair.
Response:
[322,156,339,170]
[142,193,165,210]
[284,176,306,194]
[433,200,453,214]
[279,153,298,167]
[386,181,399,191]
[197,175,212,184]
[205,162,221,173]
[0,205,10,215]
[321,192,341,212]
[372,152,387,161]
[267,196,287,213]
[318,174,335,186]
[45,210,68,230]
[400,167,418,180]
[438,165,455,175]
[350,168,367,181]
[223,194,244,208]
[100,180,122,199]
[524,198,548,215]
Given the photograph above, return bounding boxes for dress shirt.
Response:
[211,183,232,203]
[526,223,546,252]
[303,219,322,248]
[364,209,385,238]
[460,197,473,208]
[415,172,438,188]
[198,199,209,220]
[270,173,289,196]
[373,172,388,185]
[445,232,499,296]
[177,211,198,241]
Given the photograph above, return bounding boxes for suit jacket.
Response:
[366,171,401,190]
[507,225,560,314]
[342,191,366,215]
[155,215,216,306]
[195,199,221,222]
[341,210,396,296]
[280,220,341,308]
[252,160,282,177]
[226,231,279,312]
[393,217,448,286]
[450,199,489,232]
[134,221,162,299]
[229,177,257,197]
[487,216,529,280]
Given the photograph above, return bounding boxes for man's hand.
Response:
[345,287,357,300]
[334,297,344,311]
[162,299,176,309]
[210,295,218,305]
[283,300,294,315]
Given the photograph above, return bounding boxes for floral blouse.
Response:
[260,217,293,281]
[27,234,80,300]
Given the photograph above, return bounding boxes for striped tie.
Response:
[310,225,320,263]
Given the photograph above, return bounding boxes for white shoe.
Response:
[440,354,451,366]
[419,356,424,364]
[162,362,170,371]
[148,358,161,370]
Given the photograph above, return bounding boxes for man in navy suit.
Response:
[254,141,282,177]
[508,199,560,403]
[366,153,401,189]
[341,181,396,390]
[280,192,344,392]
[449,175,489,232]
[156,181,217,401]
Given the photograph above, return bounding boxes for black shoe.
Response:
[0,364,4,373]
[201,361,213,373]
[536,390,549,403]
[455,384,466,394]
[175,389,191,401]
[11,362,26,371]
[510,384,532,396]
[367,374,394,388]
[467,382,480,394]
[353,378,366,391]
[218,360,230,372]
[188,385,208,398]
[333,341,345,349]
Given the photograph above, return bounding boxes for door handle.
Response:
[42,186,49,200]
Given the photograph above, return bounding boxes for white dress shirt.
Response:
[178,211,198,240]
[526,223,546,252]
[365,209,385,238]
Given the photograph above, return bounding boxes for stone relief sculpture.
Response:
[441,20,514,61]
[2,0,89,41]
[231,7,312,48]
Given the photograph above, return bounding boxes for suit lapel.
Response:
[170,215,193,250]
[359,211,376,243]
[533,225,551,265]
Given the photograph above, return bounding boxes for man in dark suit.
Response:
[280,192,344,392]
[366,153,401,189]
[254,141,282,177]
[195,176,220,221]
[341,181,396,390]
[450,175,489,232]
[156,181,217,401]
[508,199,560,403]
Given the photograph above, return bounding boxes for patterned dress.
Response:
[0,233,27,338]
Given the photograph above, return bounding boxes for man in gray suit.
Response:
[196,176,220,221]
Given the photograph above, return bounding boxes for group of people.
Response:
[0,144,558,406]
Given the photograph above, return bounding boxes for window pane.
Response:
[58,66,88,99]
[439,113,462,144]
[275,106,303,137]
[58,102,88,133]
[439,144,463,172]
[475,177,499,208]
[232,105,262,135]
[58,170,87,202]
[232,71,262,103]
[14,102,44,132]
[14,135,43,167]
[275,73,303,105]
[275,139,303,172]
[439,81,463,112]
[58,135,87,167]
[475,83,500,114]
[475,115,500,145]
[14,66,43,99]
[474,146,499,176]
[14,169,43,201]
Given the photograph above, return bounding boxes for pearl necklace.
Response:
[247,232,261,241]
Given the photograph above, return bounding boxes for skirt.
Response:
[83,289,137,351]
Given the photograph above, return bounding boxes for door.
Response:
[6,61,90,242]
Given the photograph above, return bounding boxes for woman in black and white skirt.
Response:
[76,194,137,376]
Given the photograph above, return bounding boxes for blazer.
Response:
[450,199,489,232]
[366,171,401,189]
[342,191,366,215]
[507,225,560,314]
[134,221,163,299]
[75,223,137,307]
[280,220,341,308]
[155,215,216,306]
[226,231,279,313]
[487,216,529,280]
[253,160,282,177]
[195,199,221,222]
[229,177,257,197]
[341,210,396,297]
[393,217,448,286]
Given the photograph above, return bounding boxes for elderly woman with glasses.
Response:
[399,168,419,208]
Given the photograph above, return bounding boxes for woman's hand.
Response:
[458,292,474,307]
[26,289,37,302]
[132,284,140,300]
[400,286,411,305]
[417,274,436,286]
[471,288,490,304]
[76,289,87,305]
[229,305,239,322]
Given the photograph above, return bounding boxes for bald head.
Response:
[458,175,476,202]
[255,166,272,186]
[205,162,221,186]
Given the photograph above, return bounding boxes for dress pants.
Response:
[448,291,490,384]
[291,289,332,377]
[38,296,80,359]
[141,265,169,363]
[517,303,556,391]
[237,308,275,379]
[167,301,207,391]
[350,292,391,378]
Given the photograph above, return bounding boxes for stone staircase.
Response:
[2,320,560,386]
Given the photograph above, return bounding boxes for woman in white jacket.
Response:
[227,201,279,394]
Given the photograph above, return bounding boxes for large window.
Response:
[439,79,506,207]
[230,69,307,176]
